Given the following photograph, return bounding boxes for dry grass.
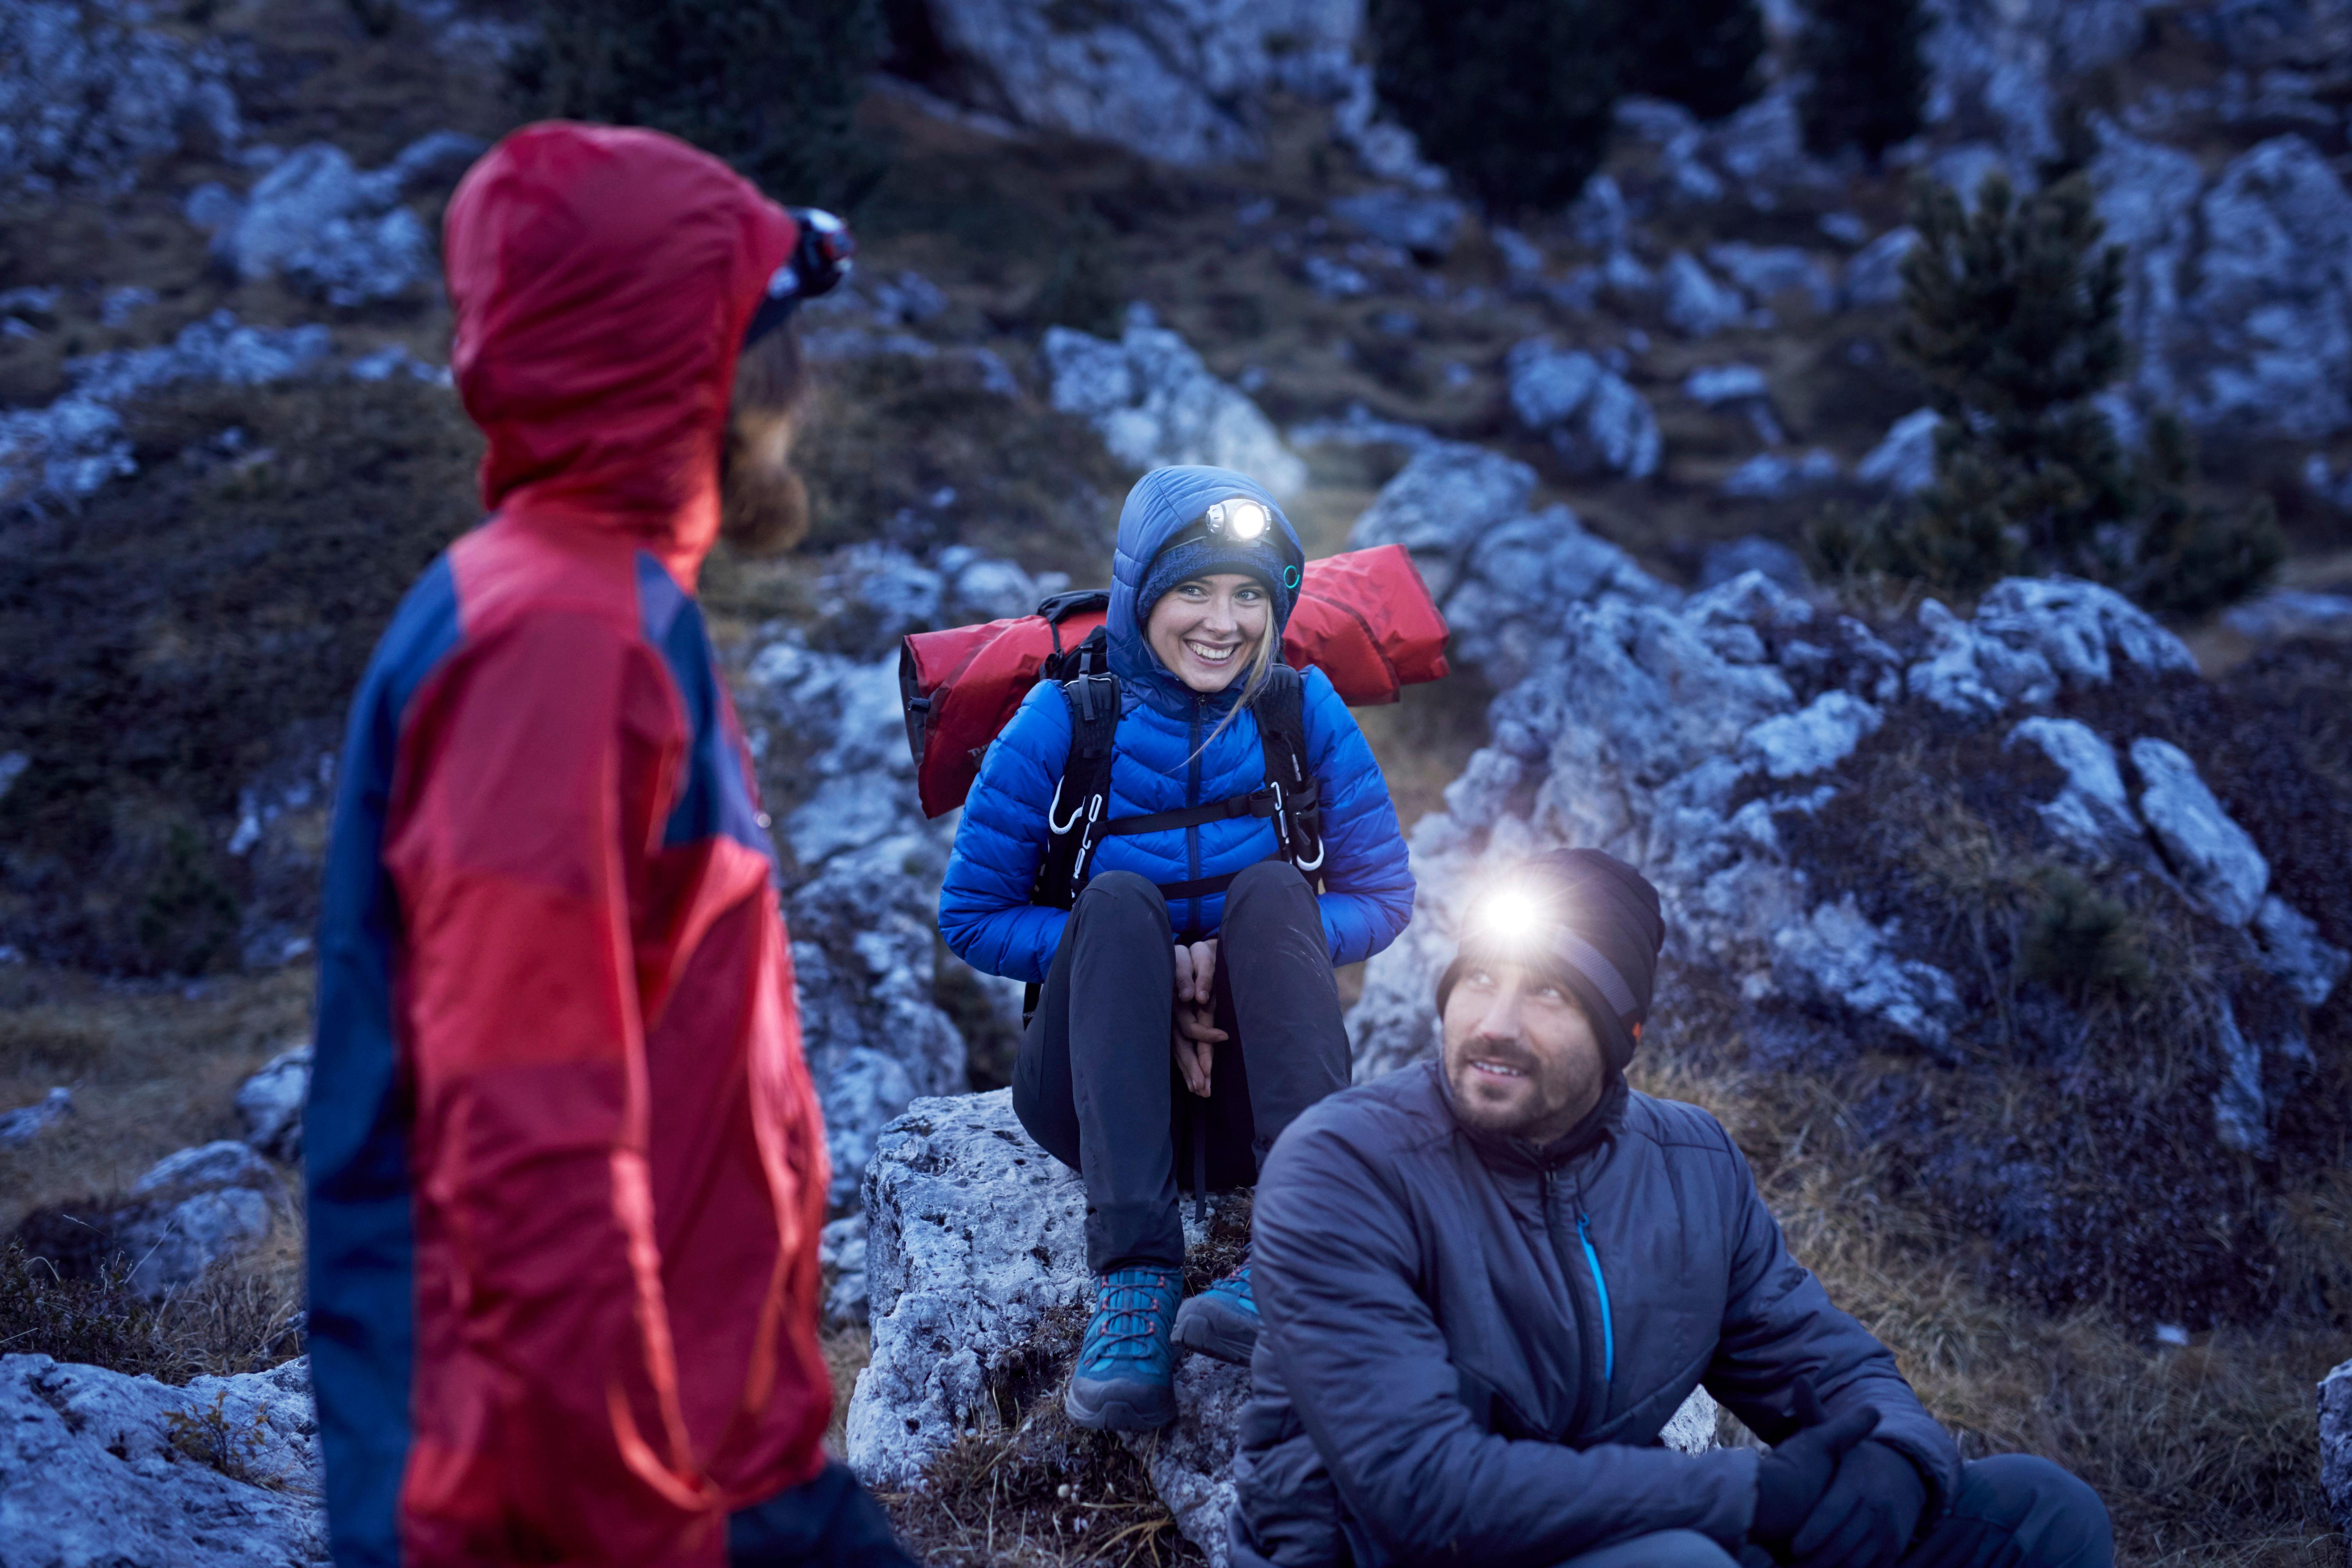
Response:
[0,1221,305,1384]
[1636,1052,2345,1568]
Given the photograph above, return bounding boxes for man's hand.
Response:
[1750,1380,1879,1553]
[1787,1440,1928,1568]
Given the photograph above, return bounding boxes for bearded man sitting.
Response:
[1227,848,2112,1568]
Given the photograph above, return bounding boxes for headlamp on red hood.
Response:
[744,207,856,345]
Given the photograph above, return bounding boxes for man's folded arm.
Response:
[1252,1117,1761,1568]
[1703,1122,1962,1513]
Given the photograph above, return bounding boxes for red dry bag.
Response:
[899,543,1449,819]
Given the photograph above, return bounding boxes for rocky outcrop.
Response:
[906,0,1361,166]
[236,1045,312,1164]
[0,0,241,196]
[1501,342,1663,484]
[733,640,975,1209]
[1347,440,1675,692]
[0,1085,72,1147]
[2092,121,2352,441]
[0,311,333,507]
[2323,1357,2352,1557]
[185,132,483,308]
[1043,312,1308,497]
[848,1088,1720,1563]
[0,1353,324,1565]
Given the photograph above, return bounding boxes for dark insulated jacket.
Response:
[1233,1062,1962,1568]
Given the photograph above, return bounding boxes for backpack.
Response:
[898,542,1449,820]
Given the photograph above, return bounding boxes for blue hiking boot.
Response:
[1064,1265,1181,1432]
[1172,1262,1258,1366]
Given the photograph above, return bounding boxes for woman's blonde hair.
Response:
[1191,601,1282,761]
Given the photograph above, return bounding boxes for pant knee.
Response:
[1554,1529,1737,1568]
[1222,859,1312,926]
[1073,870,1168,931]
[1954,1455,2113,1568]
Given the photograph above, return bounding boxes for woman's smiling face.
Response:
[1145,573,1272,693]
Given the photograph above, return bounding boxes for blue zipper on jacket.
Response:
[1577,1210,1615,1384]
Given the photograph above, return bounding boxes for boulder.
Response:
[1905,580,2193,720]
[104,1142,288,1298]
[2004,718,2139,862]
[1502,338,1661,479]
[2092,124,2352,441]
[847,1090,1091,1491]
[236,1045,312,1163]
[0,0,241,196]
[1773,897,1963,1056]
[0,1353,325,1566]
[2130,737,2269,927]
[0,310,332,507]
[0,1085,72,1147]
[1329,191,1463,259]
[1706,243,1835,312]
[1042,315,1307,498]
[1840,229,1921,310]
[1662,251,1749,338]
[1699,537,1810,594]
[2223,588,2352,640]
[908,0,1360,167]
[2250,896,2350,1008]
[1721,449,1840,499]
[735,640,972,1209]
[848,1086,1720,1561]
[820,1213,872,1326]
[1682,364,1771,407]
[199,134,480,307]
[1856,408,1940,493]
[2323,1358,2352,1552]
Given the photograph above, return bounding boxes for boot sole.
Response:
[1171,1295,1258,1366]
[1064,1376,1177,1432]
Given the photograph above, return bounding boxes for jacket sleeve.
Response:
[1702,1120,1964,1517]
[1253,1106,1761,1567]
[936,681,1072,983]
[1297,666,1415,967]
[382,610,725,1562]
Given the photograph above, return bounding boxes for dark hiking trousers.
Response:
[1014,861,1351,1273]
[729,1461,917,1567]
[1558,1456,2110,1568]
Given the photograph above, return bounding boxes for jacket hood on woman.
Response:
[938,466,1414,983]
[310,122,830,1568]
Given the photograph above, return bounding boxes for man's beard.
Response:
[719,409,811,555]
[1443,1036,1599,1141]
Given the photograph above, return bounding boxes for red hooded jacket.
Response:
[307,122,831,1568]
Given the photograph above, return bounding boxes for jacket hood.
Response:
[1106,465,1304,717]
[443,121,799,587]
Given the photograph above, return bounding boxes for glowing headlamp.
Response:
[1203,497,1270,542]
[1470,884,1556,947]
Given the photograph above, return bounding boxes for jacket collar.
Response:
[1432,1059,1629,1174]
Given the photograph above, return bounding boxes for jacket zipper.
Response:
[1577,1208,1616,1385]
[1185,695,1204,936]
[1544,1170,1611,1433]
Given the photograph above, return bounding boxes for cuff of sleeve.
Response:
[1871,1426,1959,1524]
[1704,1446,1762,1552]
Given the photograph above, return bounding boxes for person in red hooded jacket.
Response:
[306,122,915,1568]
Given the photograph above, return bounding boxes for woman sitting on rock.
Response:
[938,464,1414,1432]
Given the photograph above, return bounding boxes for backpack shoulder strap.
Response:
[1250,664,1324,876]
[1031,666,1120,911]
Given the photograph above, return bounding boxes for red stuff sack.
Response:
[899,545,1450,820]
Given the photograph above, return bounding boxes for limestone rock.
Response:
[107,1141,288,1298]
[1662,251,1748,338]
[1742,692,1882,780]
[0,310,332,507]
[236,1044,312,1163]
[1699,537,1810,593]
[2223,588,2352,640]
[1706,243,1835,312]
[1502,338,1661,479]
[1329,191,1463,258]
[2322,1358,2352,1550]
[1682,364,1771,408]
[0,0,241,196]
[1042,316,1307,497]
[847,1090,1091,1490]
[912,0,1360,167]
[1346,440,1537,604]
[736,642,971,1208]
[1842,229,1921,310]
[1906,580,2192,721]
[2210,998,2272,1155]
[1722,449,1840,499]
[0,1086,72,1147]
[820,1213,871,1327]
[2251,895,2349,1008]
[1856,408,1940,493]
[0,1353,326,1566]
[1121,1356,1250,1568]
[203,134,479,307]
[2005,718,2139,862]
[1773,898,1962,1055]
[2131,737,2269,927]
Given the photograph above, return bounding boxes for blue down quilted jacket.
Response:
[937,465,1415,983]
